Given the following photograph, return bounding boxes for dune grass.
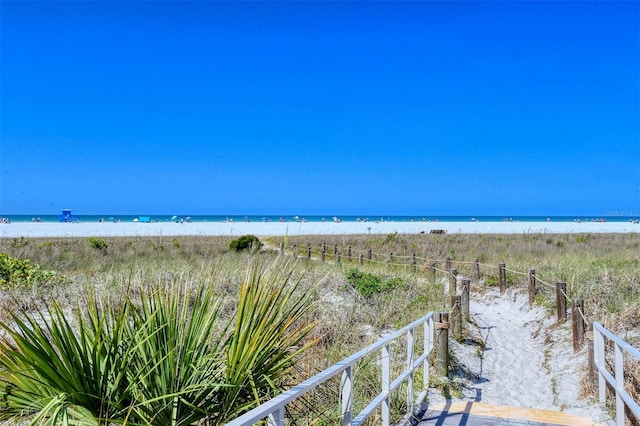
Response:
[274,233,640,337]
[0,232,638,423]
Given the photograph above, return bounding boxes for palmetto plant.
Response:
[218,257,316,422]
[0,295,135,425]
[0,256,316,425]
[124,281,226,425]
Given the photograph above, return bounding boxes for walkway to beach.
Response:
[418,401,596,425]
[415,287,612,425]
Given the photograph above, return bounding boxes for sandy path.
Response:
[430,287,614,424]
[469,290,555,408]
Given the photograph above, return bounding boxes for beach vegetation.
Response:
[0,252,62,290]
[1,232,639,422]
[384,231,399,244]
[230,234,261,252]
[345,268,404,297]
[36,240,54,250]
[576,233,591,243]
[0,256,315,425]
[484,275,499,287]
[88,236,108,251]
[10,236,29,249]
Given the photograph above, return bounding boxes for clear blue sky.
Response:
[1,1,639,216]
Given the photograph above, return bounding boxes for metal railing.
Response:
[593,322,640,426]
[225,312,435,426]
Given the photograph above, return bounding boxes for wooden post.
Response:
[448,269,458,296]
[528,269,536,308]
[292,244,297,256]
[473,258,480,280]
[321,244,326,262]
[586,322,596,389]
[337,252,341,264]
[435,312,449,376]
[279,242,284,255]
[556,282,567,323]
[572,299,585,352]
[450,296,462,340]
[412,253,416,273]
[334,244,338,257]
[461,279,470,322]
[445,257,452,271]
[307,246,311,260]
[499,263,506,294]
[358,254,363,266]
[368,249,372,261]
[388,252,393,264]
[430,262,437,280]
[347,246,352,259]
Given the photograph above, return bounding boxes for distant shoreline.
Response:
[1,220,638,238]
[2,213,639,225]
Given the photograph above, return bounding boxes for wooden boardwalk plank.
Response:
[417,402,601,426]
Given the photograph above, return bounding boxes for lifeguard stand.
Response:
[59,209,77,222]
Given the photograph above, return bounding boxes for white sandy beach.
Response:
[0,220,638,238]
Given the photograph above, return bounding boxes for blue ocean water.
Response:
[2,213,638,223]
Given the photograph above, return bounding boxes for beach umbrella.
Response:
[171,215,178,222]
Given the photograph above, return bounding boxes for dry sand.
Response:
[426,287,614,425]
[1,220,638,238]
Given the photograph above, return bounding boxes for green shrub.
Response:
[0,253,61,289]
[576,234,591,243]
[484,276,499,287]
[10,237,28,249]
[385,277,406,289]
[230,235,261,252]
[345,268,403,297]
[88,237,108,251]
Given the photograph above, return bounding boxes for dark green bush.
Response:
[88,237,108,251]
[345,268,403,298]
[230,235,261,252]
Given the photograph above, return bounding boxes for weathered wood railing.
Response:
[224,312,436,426]
[265,242,640,424]
[593,322,640,426]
